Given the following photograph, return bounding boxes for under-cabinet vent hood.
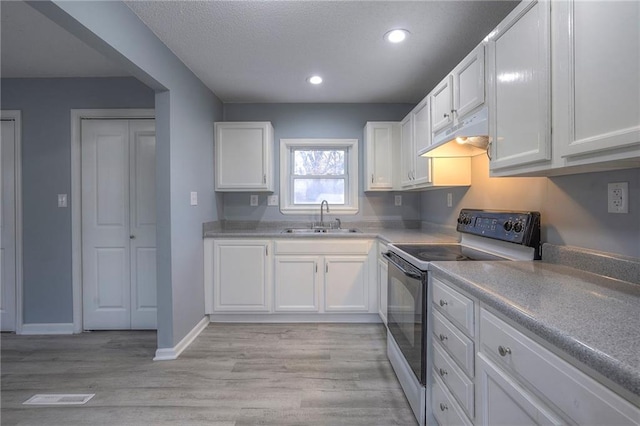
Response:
[419,107,489,158]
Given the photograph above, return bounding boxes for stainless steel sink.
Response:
[282,228,359,234]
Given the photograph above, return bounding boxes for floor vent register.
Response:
[23,394,95,405]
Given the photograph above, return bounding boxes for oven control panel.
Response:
[456,209,540,248]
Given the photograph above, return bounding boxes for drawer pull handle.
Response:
[440,403,448,411]
[498,345,512,357]
[439,334,448,342]
[439,299,448,307]
[439,368,448,377]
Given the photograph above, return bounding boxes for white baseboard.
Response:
[153,316,209,361]
[20,323,74,335]
[208,313,382,323]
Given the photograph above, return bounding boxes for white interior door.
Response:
[1,119,17,331]
[128,120,156,329]
[81,119,156,330]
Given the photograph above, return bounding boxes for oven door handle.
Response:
[382,252,423,280]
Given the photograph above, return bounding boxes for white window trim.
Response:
[280,138,359,215]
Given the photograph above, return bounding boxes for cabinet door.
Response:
[215,122,273,191]
[431,75,454,133]
[324,256,368,312]
[400,114,415,188]
[364,123,394,191]
[274,256,320,312]
[454,44,485,119]
[213,240,271,312]
[488,0,551,172]
[412,100,432,186]
[476,353,563,426]
[555,1,640,159]
[378,258,388,325]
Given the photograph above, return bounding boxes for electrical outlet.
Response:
[250,195,259,206]
[190,191,198,206]
[608,182,628,213]
[447,193,453,208]
[57,194,67,208]
[394,195,402,206]
[267,195,278,206]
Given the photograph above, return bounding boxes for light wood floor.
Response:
[1,323,417,425]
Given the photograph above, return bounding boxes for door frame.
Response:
[1,110,23,333]
[70,109,155,333]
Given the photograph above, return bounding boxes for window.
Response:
[280,139,359,214]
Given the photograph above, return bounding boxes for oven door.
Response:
[384,253,427,385]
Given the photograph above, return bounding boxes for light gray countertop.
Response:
[430,260,640,404]
[203,226,458,245]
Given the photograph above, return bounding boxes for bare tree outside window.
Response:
[292,149,346,204]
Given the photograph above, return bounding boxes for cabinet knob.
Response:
[440,403,448,411]
[439,368,448,377]
[443,113,450,118]
[439,334,448,342]
[129,235,136,239]
[498,345,512,357]
[371,174,374,184]
[439,299,448,307]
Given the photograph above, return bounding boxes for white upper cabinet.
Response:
[487,0,551,173]
[412,99,432,186]
[453,44,485,119]
[431,76,454,134]
[214,122,274,192]
[431,44,486,137]
[553,0,640,165]
[400,103,434,190]
[364,122,399,191]
[400,114,415,188]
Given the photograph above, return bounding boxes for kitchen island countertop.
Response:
[430,260,640,405]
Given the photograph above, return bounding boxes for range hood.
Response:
[419,107,489,158]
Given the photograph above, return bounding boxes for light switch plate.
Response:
[394,195,402,206]
[267,195,278,206]
[58,194,67,208]
[250,195,259,206]
[190,191,198,206]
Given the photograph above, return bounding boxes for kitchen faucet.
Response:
[320,200,329,226]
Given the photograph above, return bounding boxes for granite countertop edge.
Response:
[430,261,640,402]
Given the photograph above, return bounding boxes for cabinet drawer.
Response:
[432,375,473,426]
[433,277,474,336]
[433,309,474,377]
[480,308,640,425]
[433,342,474,418]
[275,239,370,255]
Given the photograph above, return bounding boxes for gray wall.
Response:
[223,103,420,223]
[420,155,640,258]
[31,1,223,349]
[0,77,155,324]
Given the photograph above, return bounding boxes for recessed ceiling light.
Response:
[384,29,410,44]
[307,75,323,85]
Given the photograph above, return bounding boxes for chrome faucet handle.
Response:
[335,218,341,229]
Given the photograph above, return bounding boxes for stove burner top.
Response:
[394,244,469,262]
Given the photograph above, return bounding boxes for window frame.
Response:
[280,138,359,215]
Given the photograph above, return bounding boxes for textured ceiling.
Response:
[0,1,128,78]
[1,1,519,103]
[124,1,519,103]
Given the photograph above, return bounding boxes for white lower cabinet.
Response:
[476,352,562,426]
[274,256,321,312]
[206,238,376,316]
[479,308,640,426]
[324,256,369,312]
[210,239,272,312]
[430,275,640,426]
